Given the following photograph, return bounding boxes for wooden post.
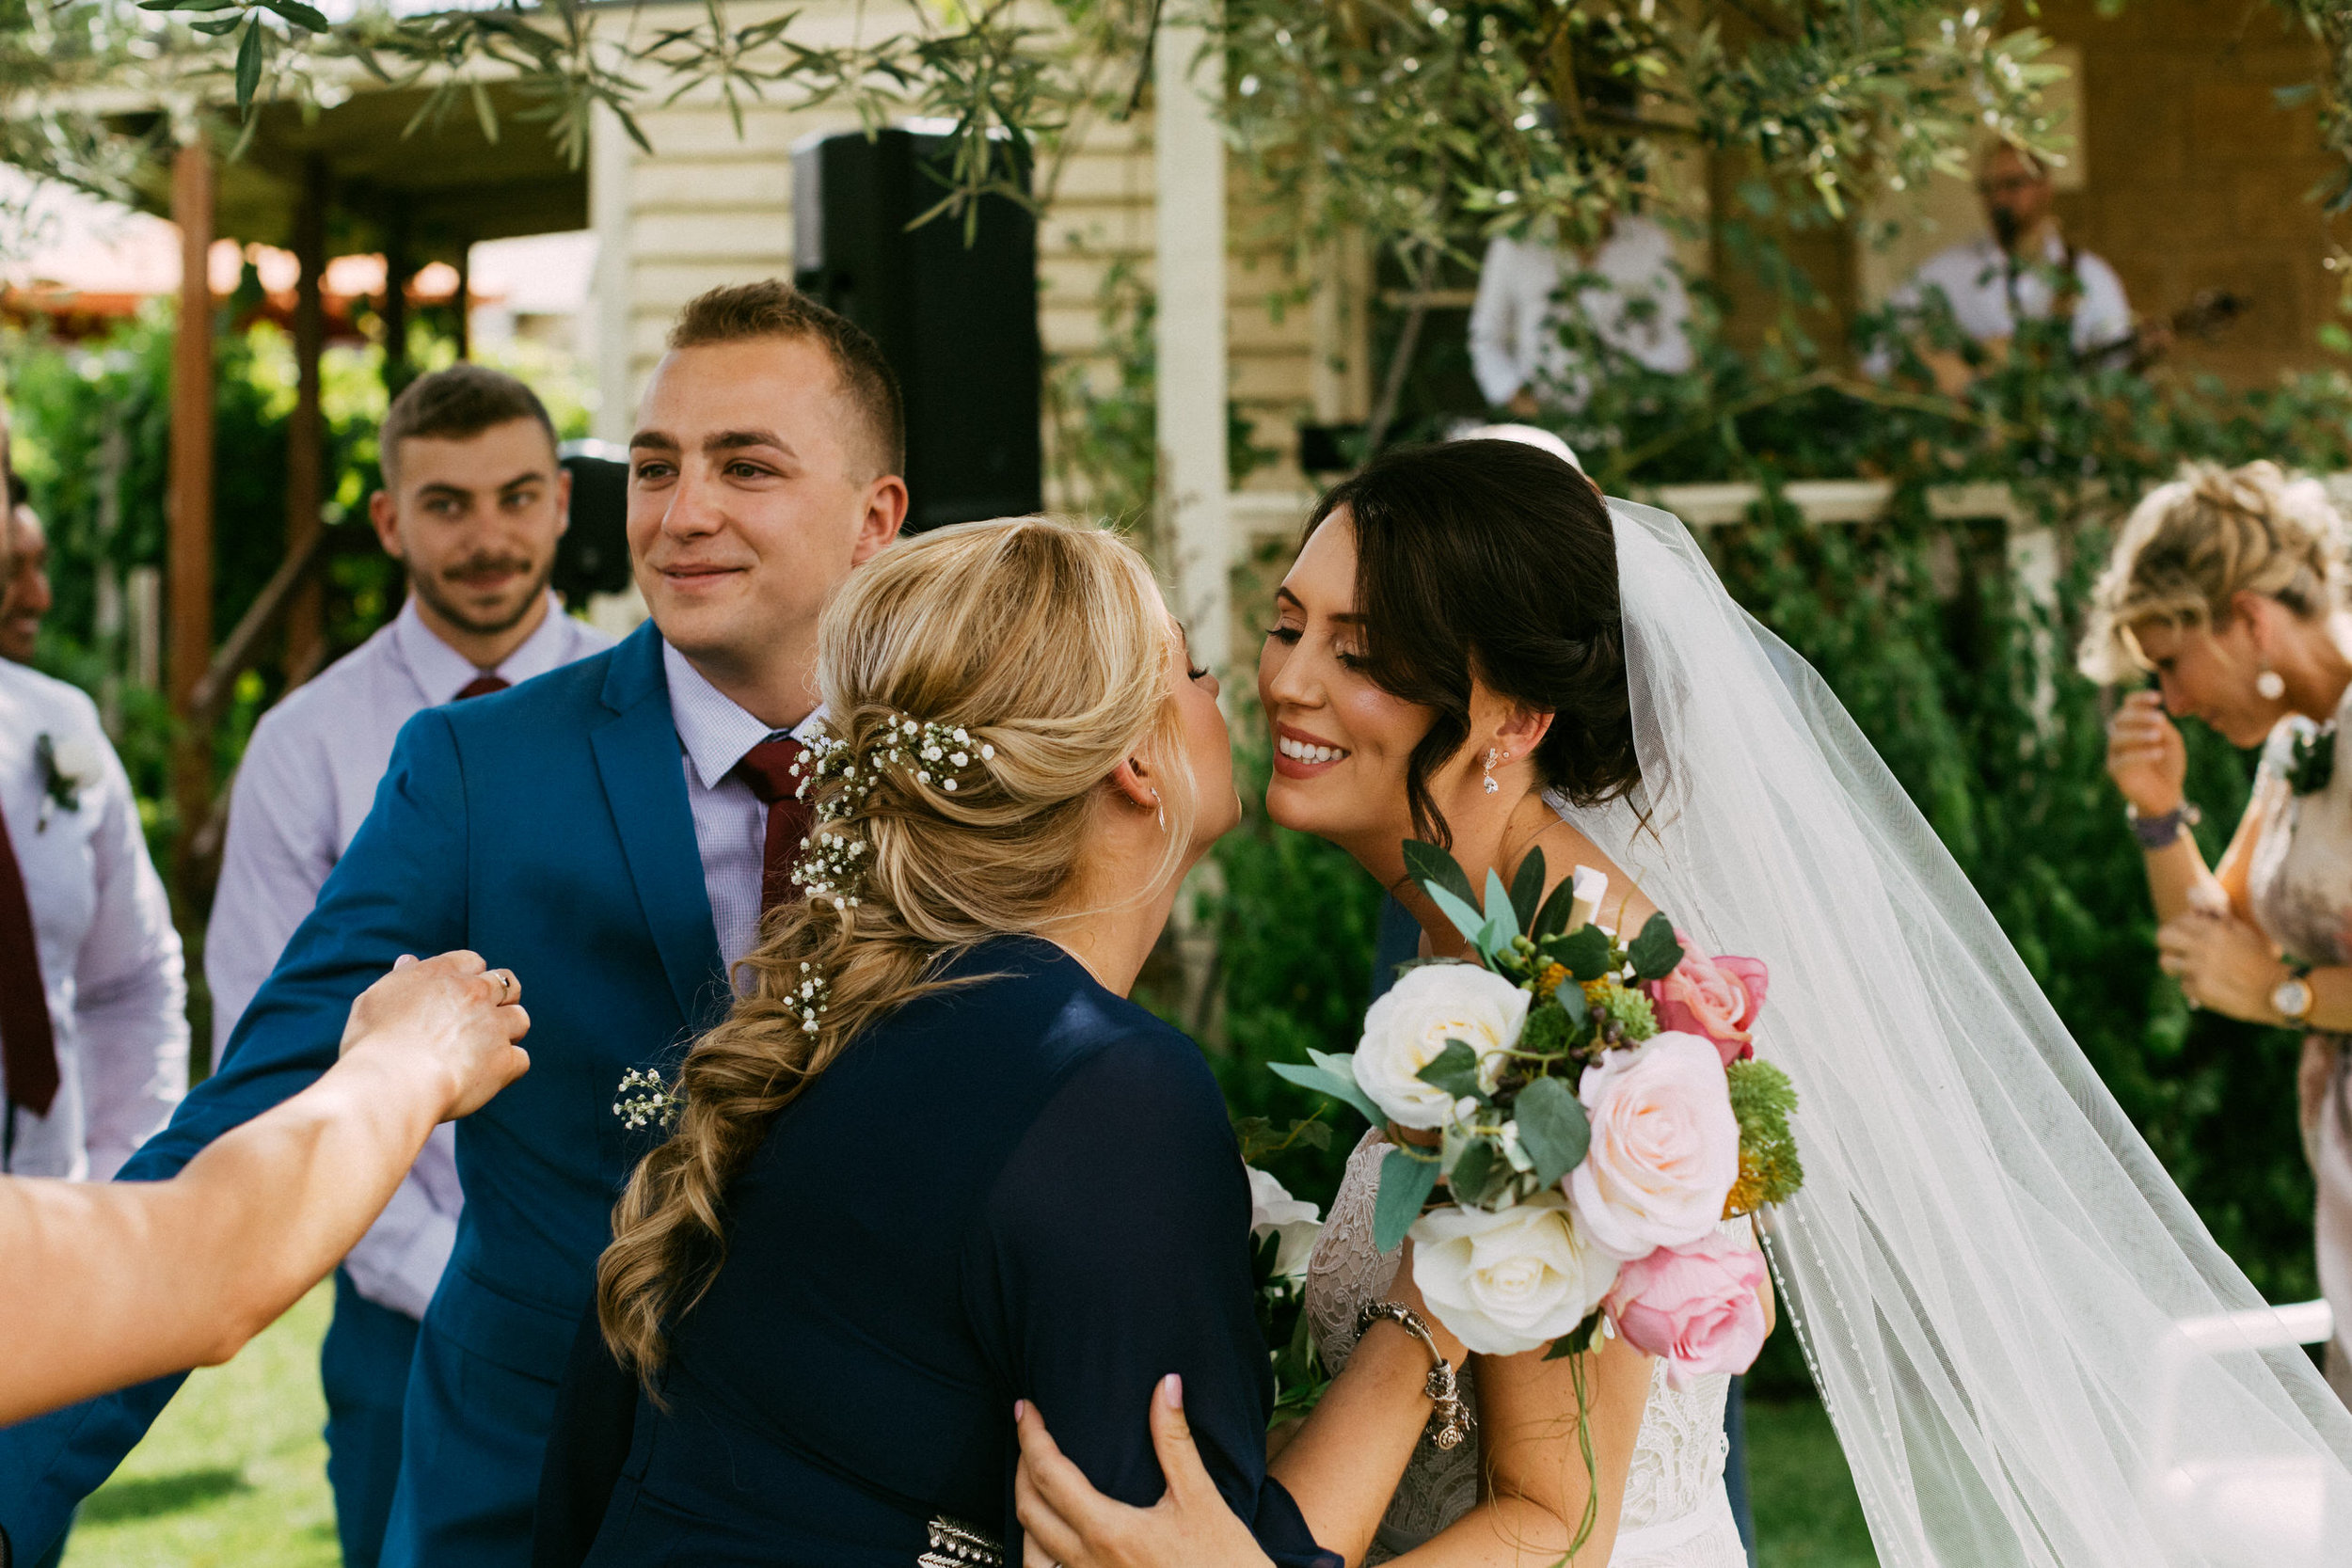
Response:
[168,141,215,887]
[382,211,413,397]
[285,152,326,683]
[454,242,471,361]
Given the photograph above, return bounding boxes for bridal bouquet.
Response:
[1275,843,1803,1386]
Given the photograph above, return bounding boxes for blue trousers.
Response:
[322,1270,422,1568]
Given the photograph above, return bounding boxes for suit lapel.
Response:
[591,626,727,1033]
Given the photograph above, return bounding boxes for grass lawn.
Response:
[1748,1398,1879,1567]
[62,1284,339,1568]
[56,1299,1877,1567]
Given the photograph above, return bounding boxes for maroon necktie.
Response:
[731,737,812,914]
[0,796,58,1117]
[455,673,510,701]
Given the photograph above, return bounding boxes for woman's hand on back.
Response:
[1013,1377,1273,1568]
[2156,911,2285,1022]
[339,950,532,1120]
[2106,689,2187,817]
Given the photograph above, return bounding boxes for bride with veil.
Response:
[1011,440,2352,1567]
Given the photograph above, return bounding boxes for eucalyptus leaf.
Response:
[1415,1037,1484,1101]
[1531,867,1582,939]
[1403,838,1478,911]
[1543,1311,1603,1360]
[1554,923,1614,981]
[1508,847,1546,931]
[1514,1075,1591,1188]
[1373,1145,1440,1253]
[1450,1137,1497,1204]
[1483,868,1520,941]
[1629,912,1685,982]
[1549,978,1589,1033]
[1269,1055,1380,1127]
[1425,882,1488,947]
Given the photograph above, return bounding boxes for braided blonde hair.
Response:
[2079,461,2349,683]
[596,516,1198,1386]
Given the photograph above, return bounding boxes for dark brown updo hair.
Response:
[1307,438,1639,847]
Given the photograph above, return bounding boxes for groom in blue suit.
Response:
[0,281,909,1566]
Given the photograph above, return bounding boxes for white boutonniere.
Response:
[35,733,100,831]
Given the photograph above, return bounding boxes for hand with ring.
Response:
[339,950,532,1121]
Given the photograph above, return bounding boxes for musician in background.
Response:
[1468,208,1694,418]
[1883,144,2136,395]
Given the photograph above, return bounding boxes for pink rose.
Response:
[1566,1034,1742,1259]
[1647,940,1769,1066]
[1606,1232,1770,1389]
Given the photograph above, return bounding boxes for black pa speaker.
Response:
[554,438,633,606]
[792,127,1043,532]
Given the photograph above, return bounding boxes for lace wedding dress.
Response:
[1303,1131,1747,1566]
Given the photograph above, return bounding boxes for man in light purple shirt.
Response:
[205,365,611,1568]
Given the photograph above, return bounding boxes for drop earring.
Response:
[1483,748,1504,795]
[2258,665,2287,701]
[1153,789,1167,832]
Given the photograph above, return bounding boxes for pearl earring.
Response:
[1483,748,1504,795]
[2258,667,2287,701]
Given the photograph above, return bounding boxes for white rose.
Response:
[1408,1193,1617,1356]
[48,736,102,784]
[1247,1164,1323,1282]
[1567,1033,1740,1260]
[1355,963,1531,1130]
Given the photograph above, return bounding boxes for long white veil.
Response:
[1555,499,2352,1567]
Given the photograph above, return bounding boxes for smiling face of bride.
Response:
[1257,441,1640,880]
[1258,511,1459,863]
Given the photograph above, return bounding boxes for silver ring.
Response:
[493,969,515,1002]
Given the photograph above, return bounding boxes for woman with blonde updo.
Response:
[2084,459,2352,1402]
[533,518,1465,1568]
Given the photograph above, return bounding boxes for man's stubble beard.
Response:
[411,558,558,639]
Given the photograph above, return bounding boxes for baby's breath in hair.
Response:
[788,714,998,910]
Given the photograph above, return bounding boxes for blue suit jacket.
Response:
[0,623,731,1561]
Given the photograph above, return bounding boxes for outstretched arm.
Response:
[0,705,474,1561]
[0,952,528,1427]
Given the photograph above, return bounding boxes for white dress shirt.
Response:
[1468,216,1695,411]
[1890,230,2132,355]
[660,641,828,982]
[206,594,612,1320]
[0,659,187,1180]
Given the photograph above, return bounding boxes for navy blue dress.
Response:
[535,938,1337,1568]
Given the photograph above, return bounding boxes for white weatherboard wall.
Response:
[582,0,1335,515]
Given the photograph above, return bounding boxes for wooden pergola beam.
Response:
[285,152,326,683]
[167,141,215,889]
